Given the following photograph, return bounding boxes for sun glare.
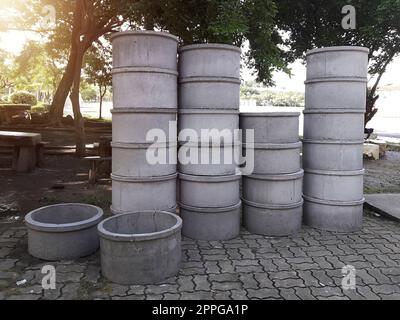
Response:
[0,3,31,54]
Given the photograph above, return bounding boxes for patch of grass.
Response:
[364,185,400,194]
[77,280,92,300]
[39,195,59,205]
[78,193,111,208]
[387,144,400,152]
[84,116,111,123]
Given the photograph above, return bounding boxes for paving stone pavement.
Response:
[1,211,400,300]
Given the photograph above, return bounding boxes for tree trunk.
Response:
[365,51,397,126]
[70,48,86,157]
[365,90,379,126]
[99,85,103,120]
[49,50,77,123]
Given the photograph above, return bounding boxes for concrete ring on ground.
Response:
[98,210,182,285]
[180,201,241,241]
[242,198,303,236]
[25,203,104,261]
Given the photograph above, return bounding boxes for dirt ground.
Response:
[0,128,112,227]
[364,151,400,194]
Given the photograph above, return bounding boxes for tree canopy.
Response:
[128,0,291,85]
[275,0,400,124]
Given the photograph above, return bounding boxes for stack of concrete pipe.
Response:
[110,31,178,214]
[178,44,242,240]
[240,113,303,236]
[302,46,369,232]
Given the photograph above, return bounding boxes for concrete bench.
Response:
[0,131,44,172]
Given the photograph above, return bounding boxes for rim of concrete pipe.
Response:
[303,109,366,115]
[242,198,304,210]
[247,169,304,181]
[112,67,178,76]
[304,168,365,176]
[178,43,241,53]
[179,201,242,213]
[302,139,364,145]
[303,194,365,206]
[305,77,368,84]
[240,112,300,117]
[179,172,241,182]
[179,77,241,84]
[111,142,177,149]
[306,46,369,56]
[111,108,177,114]
[110,205,177,215]
[178,109,239,115]
[111,172,178,182]
[110,30,179,42]
[25,203,104,232]
[98,210,182,242]
[243,142,302,150]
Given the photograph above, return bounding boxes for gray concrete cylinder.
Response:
[242,170,304,205]
[111,173,177,214]
[111,108,177,144]
[98,210,182,284]
[179,77,240,109]
[305,78,367,110]
[302,140,364,171]
[244,142,301,175]
[111,142,177,177]
[240,112,300,143]
[180,202,241,240]
[111,31,178,70]
[112,68,178,109]
[303,46,368,232]
[179,173,240,208]
[178,109,239,141]
[178,142,240,176]
[306,46,369,80]
[111,31,178,217]
[242,198,303,236]
[179,44,241,78]
[303,109,365,140]
[303,195,364,232]
[178,43,241,241]
[25,203,103,261]
[303,169,364,202]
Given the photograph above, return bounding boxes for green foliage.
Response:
[131,0,291,85]
[275,0,400,123]
[255,90,304,107]
[0,95,10,103]
[11,41,62,97]
[240,81,304,106]
[31,101,49,113]
[83,44,112,97]
[241,86,260,98]
[0,49,12,95]
[9,91,37,106]
[80,83,98,102]
[275,0,400,79]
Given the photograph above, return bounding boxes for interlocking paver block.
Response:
[247,288,280,300]
[193,275,210,291]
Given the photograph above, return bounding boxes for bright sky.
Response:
[1,30,400,92]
